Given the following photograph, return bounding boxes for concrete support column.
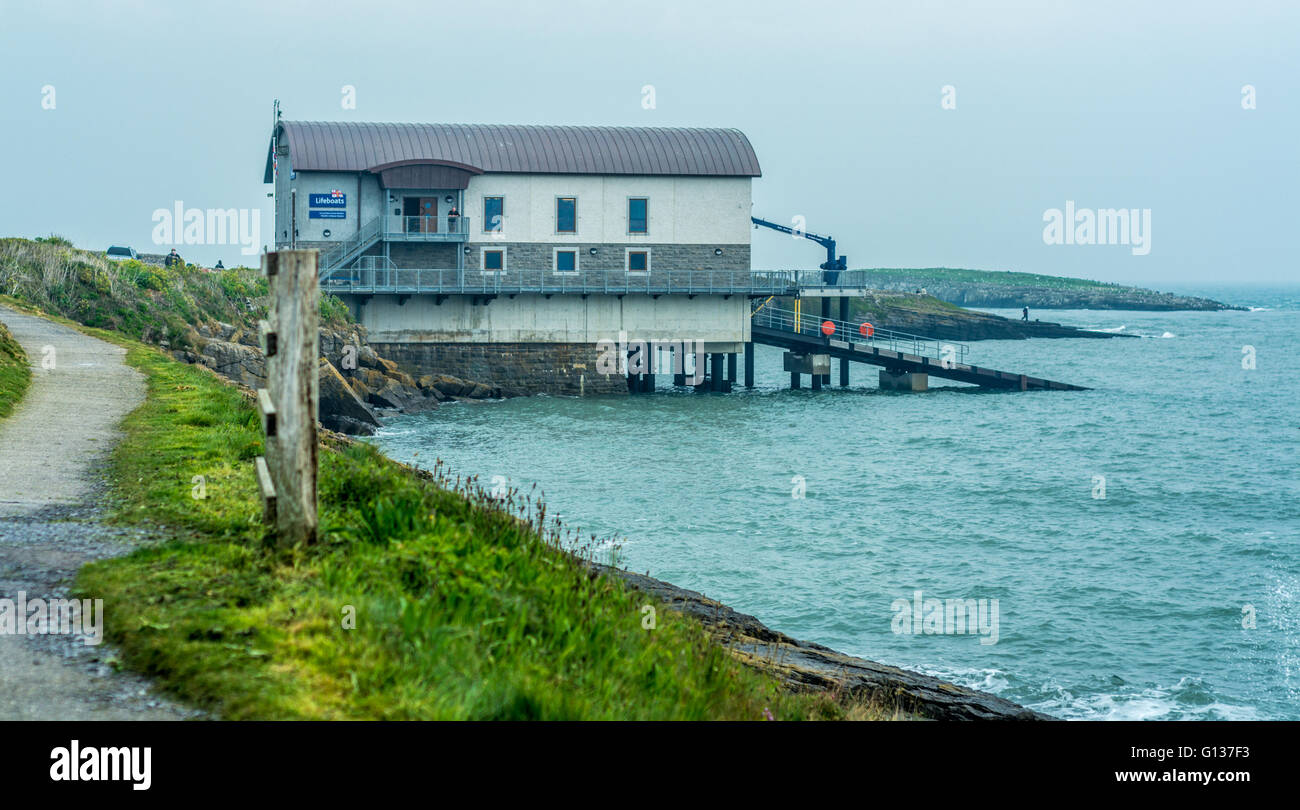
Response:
[820,297,832,385]
[790,372,801,389]
[839,298,850,387]
[710,352,724,392]
[879,370,929,391]
[744,341,755,388]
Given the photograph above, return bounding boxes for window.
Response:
[556,197,577,233]
[482,247,506,273]
[554,248,578,274]
[628,197,648,234]
[483,196,504,234]
[626,249,650,274]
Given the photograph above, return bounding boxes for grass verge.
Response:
[0,320,31,420]
[73,336,853,719]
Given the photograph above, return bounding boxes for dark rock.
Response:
[198,339,266,387]
[319,359,380,435]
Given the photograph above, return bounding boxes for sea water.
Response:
[371,285,1300,720]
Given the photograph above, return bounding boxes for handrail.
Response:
[319,215,384,278]
[752,305,968,363]
[320,268,800,297]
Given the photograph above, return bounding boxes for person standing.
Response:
[1022,306,1030,321]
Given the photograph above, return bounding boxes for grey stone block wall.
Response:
[370,341,629,396]
[468,242,748,273]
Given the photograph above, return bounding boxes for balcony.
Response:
[382,215,470,242]
[322,264,799,297]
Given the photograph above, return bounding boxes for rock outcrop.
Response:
[175,321,516,436]
[847,272,1241,311]
[318,360,382,435]
[791,294,1140,342]
[857,295,1138,341]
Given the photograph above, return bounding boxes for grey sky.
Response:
[1,0,1295,286]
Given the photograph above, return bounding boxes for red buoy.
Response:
[860,322,875,337]
[820,320,835,336]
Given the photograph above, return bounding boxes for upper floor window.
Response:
[483,196,504,234]
[482,247,505,273]
[556,197,577,233]
[626,248,649,274]
[554,248,577,274]
[628,198,648,234]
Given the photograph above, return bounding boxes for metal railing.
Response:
[321,267,799,296]
[320,216,384,278]
[387,215,471,239]
[752,305,968,363]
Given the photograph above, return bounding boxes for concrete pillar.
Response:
[819,297,832,385]
[790,372,800,389]
[710,352,724,392]
[671,345,685,386]
[811,371,822,390]
[839,298,850,387]
[879,370,929,391]
[744,341,755,388]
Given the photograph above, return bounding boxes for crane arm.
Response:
[750,215,847,273]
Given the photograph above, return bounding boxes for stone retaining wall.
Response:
[370,341,628,396]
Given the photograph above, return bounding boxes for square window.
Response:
[556,197,577,233]
[483,197,504,234]
[628,198,648,234]
[555,249,577,273]
[483,249,504,272]
[627,250,648,273]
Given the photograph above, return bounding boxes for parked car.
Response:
[105,245,137,261]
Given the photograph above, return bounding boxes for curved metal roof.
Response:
[271,121,762,178]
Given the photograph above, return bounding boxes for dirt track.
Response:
[0,305,196,720]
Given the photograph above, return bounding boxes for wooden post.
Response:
[256,250,319,546]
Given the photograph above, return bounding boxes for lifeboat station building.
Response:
[264,120,792,394]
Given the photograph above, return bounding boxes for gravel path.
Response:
[0,305,198,720]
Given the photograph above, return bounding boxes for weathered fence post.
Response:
[255,250,319,546]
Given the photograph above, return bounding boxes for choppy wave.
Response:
[372,297,1300,721]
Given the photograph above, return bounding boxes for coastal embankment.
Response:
[0,237,1049,719]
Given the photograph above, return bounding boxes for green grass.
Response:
[0,320,31,420]
[74,339,850,720]
[0,237,351,351]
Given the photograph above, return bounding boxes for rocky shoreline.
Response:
[170,320,519,436]
[798,292,1139,342]
[170,324,1052,721]
[588,562,1053,720]
[845,272,1241,311]
[855,293,1139,341]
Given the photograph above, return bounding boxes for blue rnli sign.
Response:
[309,210,346,219]
[309,191,347,208]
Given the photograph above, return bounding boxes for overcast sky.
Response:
[1,0,1295,287]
